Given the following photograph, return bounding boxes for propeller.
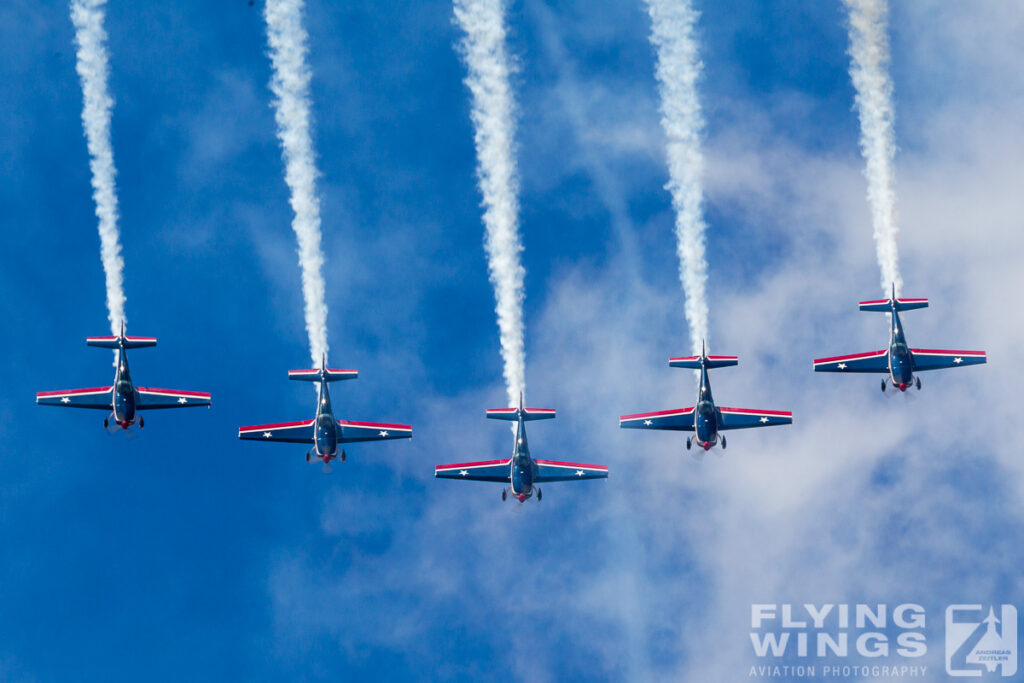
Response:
[105,414,122,434]
[322,462,333,474]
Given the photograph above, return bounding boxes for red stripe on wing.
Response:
[138,387,211,398]
[238,419,314,433]
[36,386,112,397]
[719,408,792,417]
[813,350,887,364]
[620,407,694,420]
[338,420,412,431]
[534,459,608,471]
[910,349,986,356]
[435,459,509,470]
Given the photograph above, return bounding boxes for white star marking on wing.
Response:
[61,396,70,403]
[760,417,769,423]
[263,431,272,438]
[177,397,187,404]
[837,363,847,369]
[643,419,653,426]
[459,469,468,476]
[953,357,963,364]
[575,470,584,476]
[378,430,389,437]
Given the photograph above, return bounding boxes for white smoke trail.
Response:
[843,0,902,297]
[70,0,125,336]
[644,0,709,356]
[454,0,526,407]
[264,0,329,366]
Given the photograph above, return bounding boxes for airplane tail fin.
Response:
[486,407,556,421]
[86,335,157,349]
[859,298,928,312]
[860,284,928,312]
[669,355,738,370]
[288,368,358,382]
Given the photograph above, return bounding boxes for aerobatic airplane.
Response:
[238,356,412,471]
[813,285,987,392]
[36,323,211,430]
[434,395,608,502]
[620,342,792,452]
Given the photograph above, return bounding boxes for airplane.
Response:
[813,285,987,392]
[620,342,792,452]
[36,322,211,430]
[434,394,608,502]
[238,355,412,471]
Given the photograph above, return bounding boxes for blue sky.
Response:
[2,1,1023,680]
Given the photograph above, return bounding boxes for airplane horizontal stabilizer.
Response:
[485,407,556,421]
[288,368,358,382]
[858,297,928,312]
[669,355,738,370]
[86,335,157,349]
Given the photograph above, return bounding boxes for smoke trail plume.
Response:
[264,0,329,365]
[70,0,125,336]
[844,0,902,297]
[454,0,526,407]
[644,0,709,356]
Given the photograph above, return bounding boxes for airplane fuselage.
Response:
[112,349,137,429]
[313,380,338,461]
[692,362,720,450]
[508,416,535,501]
[887,309,915,391]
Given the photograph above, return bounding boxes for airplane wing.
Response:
[36,386,113,410]
[336,420,412,444]
[718,407,793,430]
[813,350,889,373]
[619,408,695,431]
[435,459,511,482]
[137,387,212,410]
[238,420,315,444]
[911,349,987,372]
[534,459,608,483]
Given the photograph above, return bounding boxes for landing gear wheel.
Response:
[537,488,542,502]
[686,437,692,450]
[139,416,144,429]
[721,435,726,449]
[880,379,887,393]
[340,450,346,462]
[915,377,921,390]
[305,451,312,463]
[501,488,507,501]
[104,418,109,429]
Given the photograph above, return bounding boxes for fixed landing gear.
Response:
[501,488,507,501]
[104,417,109,429]
[880,378,887,393]
[340,450,346,462]
[305,451,312,463]
[915,376,921,390]
[721,435,726,450]
[139,416,144,429]
[685,437,692,450]
[537,487,542,502]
